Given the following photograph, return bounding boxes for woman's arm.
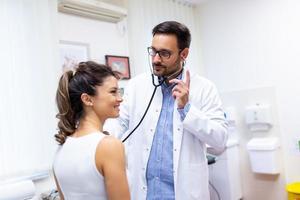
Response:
[96,136,130,200]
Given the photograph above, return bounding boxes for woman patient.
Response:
[53,61,130,200]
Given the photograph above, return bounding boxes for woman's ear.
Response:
[81,93,93,106]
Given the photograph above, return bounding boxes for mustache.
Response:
[152,63,166,68]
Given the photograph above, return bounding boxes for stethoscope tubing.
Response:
[121,74,165,142]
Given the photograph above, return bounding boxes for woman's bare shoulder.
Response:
[98,135,124,155]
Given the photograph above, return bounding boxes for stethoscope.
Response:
[122,54,185,143]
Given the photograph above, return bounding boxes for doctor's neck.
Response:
[163,66,184,85]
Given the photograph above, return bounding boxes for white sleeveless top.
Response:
[53,132,108,200]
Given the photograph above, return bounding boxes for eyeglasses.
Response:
[147,47,172,59]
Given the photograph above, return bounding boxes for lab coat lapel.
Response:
[172,68,188,191]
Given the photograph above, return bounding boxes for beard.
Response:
[152,57,182,78]
[152,63,166,76]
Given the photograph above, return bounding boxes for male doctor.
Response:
[105,21,228,199]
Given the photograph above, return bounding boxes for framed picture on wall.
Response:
[105,55,130,79]
[59,40,90,71]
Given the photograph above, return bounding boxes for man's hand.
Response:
[169,70,190,109]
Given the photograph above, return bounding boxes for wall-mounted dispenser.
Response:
[245,103,273,132]
[247,137,281,174]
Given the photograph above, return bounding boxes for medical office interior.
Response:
[0,0,300,199]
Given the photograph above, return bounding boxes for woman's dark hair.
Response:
[55,61,119,144]
[152,21,191,50]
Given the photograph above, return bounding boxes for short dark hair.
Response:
[152,21,191,50]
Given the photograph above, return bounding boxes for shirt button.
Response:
[142,167,145,171]
[146,148,149,151]
[150,129,153,132]
[155,109,159,112]
[177,128,181,131]
[142,186,146,190]
[174,148,177,152]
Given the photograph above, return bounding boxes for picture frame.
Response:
[59,40,90,71]
[105,55,130,79]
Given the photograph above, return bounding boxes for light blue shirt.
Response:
[146,75,190,200]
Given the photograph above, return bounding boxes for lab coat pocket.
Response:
[181,163,209,199]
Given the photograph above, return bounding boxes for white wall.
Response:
[197,0,300,199]
[58,13,129,63]
[58,12,130,87]
[221,87,286,200]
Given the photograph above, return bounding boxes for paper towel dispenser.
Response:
[245,104,273,132]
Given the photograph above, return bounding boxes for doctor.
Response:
[105,21,228,199]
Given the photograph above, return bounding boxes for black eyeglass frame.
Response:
[147,47,182,59]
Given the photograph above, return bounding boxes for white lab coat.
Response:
[104,69,228,200]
